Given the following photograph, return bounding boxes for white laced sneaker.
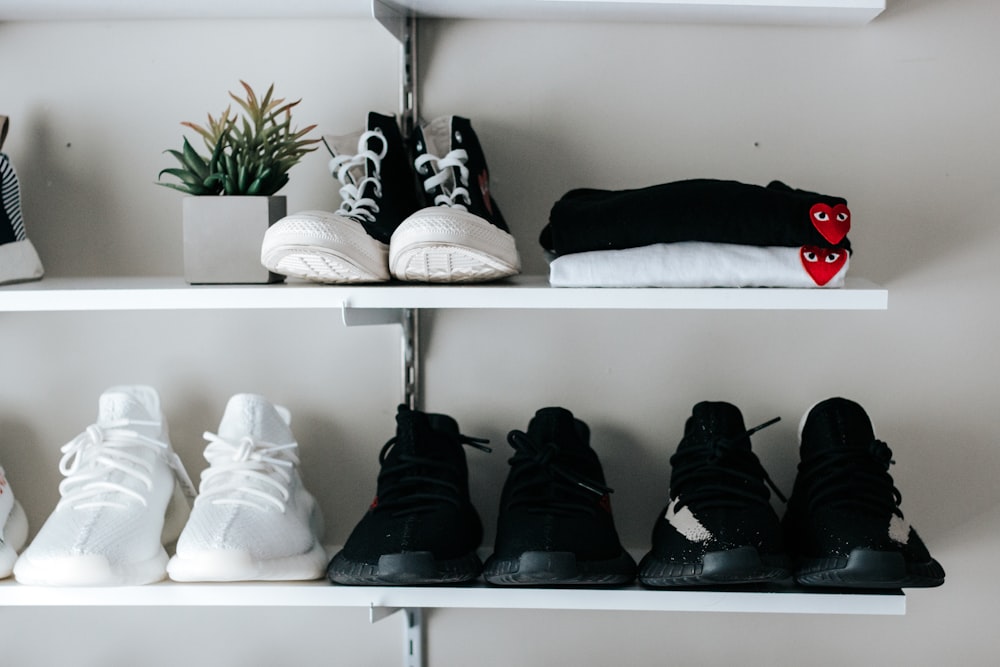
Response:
[389,115,520,283]
[260,112,419,283]
[167,394,326,582]
[0,464,28,578]
[13,385,193,586]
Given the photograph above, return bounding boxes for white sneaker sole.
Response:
[261,210,389,283]
[0,238,44,285]
[166,541,328,582]
[13,548,170,586]
[0,499,28,579]
[389,207,520,283]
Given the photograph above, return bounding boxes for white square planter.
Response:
[182,195,285,284]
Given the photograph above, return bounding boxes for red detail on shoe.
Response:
[800,246,847,286]
[809,203,851,244]
[598,493,612,514]
[478,170,494,217]
[369,496,378,510]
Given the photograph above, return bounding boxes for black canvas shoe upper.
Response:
[783,397,945,588]
[328,405,488,584]
[484,407,635,585]
[410,115,512,234]
[638,401,789,586]
[322,112,420,245]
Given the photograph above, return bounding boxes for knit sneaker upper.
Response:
[489,407,628,564]
[168,394,326,581]
[14,386,191,586]
[335,405,487,566]
[638,401,789,586]
[783,397,945,587]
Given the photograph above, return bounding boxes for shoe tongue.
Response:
[800,397,875,450]
[527,407,588,449]
[420,115,452,158]
[324,128,370,186]
[684,401,750,451]
[217,394,291,444]
[394,405,458,455]
[97,386,161,433]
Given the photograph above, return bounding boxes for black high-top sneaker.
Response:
[784,397,945,588]
[1,115,44,285]
[261,112,419,283]
[638,402,790,588]
[327,404,490,585]
[483,407,636,586]
[389,115,521,283]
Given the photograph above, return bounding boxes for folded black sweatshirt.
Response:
[539,179,852,256]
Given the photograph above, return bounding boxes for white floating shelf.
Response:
[0,275,887,312]
[0,579,904,615]
[378,0,886,26]
[0,0,884,25]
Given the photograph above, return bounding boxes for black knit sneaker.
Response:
[261,112,419,283]
[327,404,489,585]
[784,397,945,589]
[638,401,790,588]
[483,407,636,586]
[389,115,520,283]
[1,115,44,285]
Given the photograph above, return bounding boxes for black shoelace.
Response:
[669,416,786,513]
[373,432,491,517]
[503,430,613,517]
[797,438,903,517]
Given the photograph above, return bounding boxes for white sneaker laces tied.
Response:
[57,419,171,510]
[415,148,471,210]
[197,433,299,512]
[328,128,387,224]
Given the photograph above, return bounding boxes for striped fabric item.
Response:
[1,152,27,242]
[1,114,44,285]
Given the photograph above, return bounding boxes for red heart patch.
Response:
[809,203,851,244]
[800,246,847,286]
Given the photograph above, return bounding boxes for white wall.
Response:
[2,0,999,664]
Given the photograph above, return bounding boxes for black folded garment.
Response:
[540,179,852,256]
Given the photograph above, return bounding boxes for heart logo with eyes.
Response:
[800,246,847,286]
[809,203,851,244]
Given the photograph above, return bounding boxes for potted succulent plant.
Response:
[158,81,319,284]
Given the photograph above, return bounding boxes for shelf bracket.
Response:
[372,0,419,135]
[342,304,420,410]
[370,605,425,667]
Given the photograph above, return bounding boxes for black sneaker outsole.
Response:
[638,546,792,588]
[482,550,637,586]
[795,548,945,588]
[327,550,483,586]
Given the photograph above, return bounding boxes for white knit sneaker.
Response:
[13,386,193,586]
[167,394,326,582]
[0,464,28,578]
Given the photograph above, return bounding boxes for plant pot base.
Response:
[182,196,285,284]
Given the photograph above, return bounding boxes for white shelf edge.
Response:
[0,579,904,615]
[0,0,373,21]
[0,0,884,26]
[377,0,885,26]
[0,275,887,312]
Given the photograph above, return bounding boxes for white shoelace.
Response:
[415,148,471,210]
[57,419,172,510]
[197,433,299,512]
[328,128,387,224]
